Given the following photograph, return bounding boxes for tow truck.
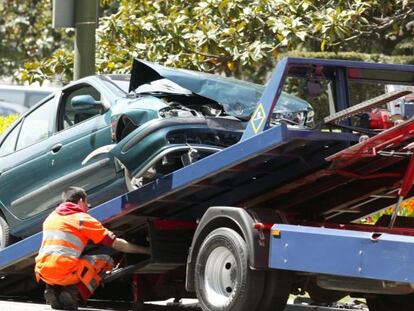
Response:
[2,58,414,311]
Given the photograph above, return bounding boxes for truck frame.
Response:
[2,58,414,311]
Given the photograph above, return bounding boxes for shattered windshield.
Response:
[107,70,312,121]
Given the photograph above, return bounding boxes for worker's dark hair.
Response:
[62,186,87,204]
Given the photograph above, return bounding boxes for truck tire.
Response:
[257,269,291,311]
[0,216,10,248]
[306,280,347,304]
[194,228,264,311]
[366,294,414,311]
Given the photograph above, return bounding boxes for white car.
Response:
[0,100,27,116]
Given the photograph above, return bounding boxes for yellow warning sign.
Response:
[251,103,266,134]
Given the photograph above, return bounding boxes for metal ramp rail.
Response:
[0,124,359,275]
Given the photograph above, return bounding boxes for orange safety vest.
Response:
[35,203,115,293]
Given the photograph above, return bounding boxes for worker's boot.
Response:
[59,285,79,310]
[44,284,62,309]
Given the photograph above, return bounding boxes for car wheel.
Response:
[366,294,414,311]
[124,168,137,192]
[0,215,10,248]
[194,228,265,311]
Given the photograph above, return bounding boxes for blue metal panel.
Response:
[241,58,288,141]
[0,233,42,270]
[269,224,414,283]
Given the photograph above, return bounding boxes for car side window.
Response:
[0,122,21,156]
[15,98,54,151]
[60,85,102,130]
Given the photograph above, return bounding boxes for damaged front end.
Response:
[84,115,243,191]
[83,59,313,190]
[113,115,244,190]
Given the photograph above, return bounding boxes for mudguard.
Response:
[185,206,283,292]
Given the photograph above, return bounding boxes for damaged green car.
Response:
[0,59,313,245]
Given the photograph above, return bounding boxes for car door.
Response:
[45,83,119,207]
[0,96,58,227]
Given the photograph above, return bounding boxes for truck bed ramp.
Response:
[0,124,358,276]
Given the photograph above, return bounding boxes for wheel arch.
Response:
[0,207,11,248]
[186,206,281,292]
[114,114,139,142]
[0,204,12,226]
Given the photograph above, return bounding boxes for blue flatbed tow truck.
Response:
[2,58,414,311]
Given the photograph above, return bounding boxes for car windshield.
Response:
[100,75,130,97]
[106,72,311,121]
[160,71,266,120]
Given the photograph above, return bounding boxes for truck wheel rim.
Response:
[204,246,238,308]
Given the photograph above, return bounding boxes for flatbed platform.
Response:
[0,124,359,273]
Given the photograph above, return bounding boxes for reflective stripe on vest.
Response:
[42,230,84,251]
[83,254,114,267]
[38,245,82,258]
[87,277,99,293]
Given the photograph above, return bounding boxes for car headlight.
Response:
[272,109,314,127]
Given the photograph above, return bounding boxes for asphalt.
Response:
[0,299,368,311]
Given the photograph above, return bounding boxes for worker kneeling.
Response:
[35,187,149,310]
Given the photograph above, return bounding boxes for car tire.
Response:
[257,269,291,311]
[0,215,10,248]
[366,294,414,311]
[124,168,135,192]
[194,227,265,311]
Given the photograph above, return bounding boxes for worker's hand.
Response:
[112,238,151,255]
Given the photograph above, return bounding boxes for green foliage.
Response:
[0,1,73,80]
[19,49,74,85]
[0,115,18,135]
[362,198,414,224]
[14,0,414,85]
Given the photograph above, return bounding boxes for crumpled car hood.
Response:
[129,59,262,99]
[129,59,264,119]
[129,59,313,123]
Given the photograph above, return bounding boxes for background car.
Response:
[0,59,313,246]
[0,84,56,108]
[0,100,27,116]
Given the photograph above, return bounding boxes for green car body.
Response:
[0,60,313,242]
